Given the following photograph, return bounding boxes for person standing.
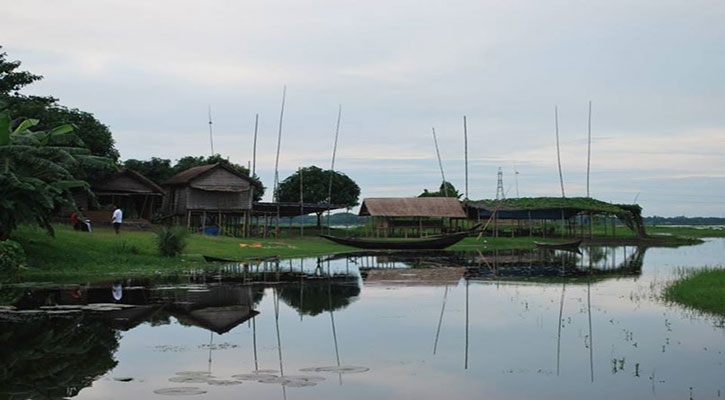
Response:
[112,205,123,234]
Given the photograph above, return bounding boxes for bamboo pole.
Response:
[273,86,286,201]
[327,105,342,235]
[432,127,448,197]
[252,113,259,176]
[555,106,566,197]
[463,116,468,200]
[586,100,592,198]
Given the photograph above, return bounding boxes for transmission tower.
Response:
[496,167,506,200]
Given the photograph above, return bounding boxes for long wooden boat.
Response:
[533,240,582,251]
[203,255,279,263]
[319,231,470,250]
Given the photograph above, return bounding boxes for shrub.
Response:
[0,240,26,276]
[155,227,188,257]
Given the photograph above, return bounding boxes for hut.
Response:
[69,169,164,223]
[359,197,467,237]
[163,163,256,236]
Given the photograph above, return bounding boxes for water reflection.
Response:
[1,241,724,399]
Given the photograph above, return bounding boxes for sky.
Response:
[4,0,724,216]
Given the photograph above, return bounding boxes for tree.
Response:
[123,157,174,185]
[276,166,360,227]
[0,47,119,162]
[0,109,113,239]
[419,181,462,199]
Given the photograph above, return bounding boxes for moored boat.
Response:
[319,231,469,250]
[533,240,582,251]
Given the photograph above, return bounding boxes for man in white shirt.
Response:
[112,205,123,234]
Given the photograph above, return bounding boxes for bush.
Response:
[0,240,26,276]
[155,227,188,257]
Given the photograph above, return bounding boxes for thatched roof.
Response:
[93,169,164,194]
[253,202,348,217]
[359,197,466,218]
[164,163,256,186]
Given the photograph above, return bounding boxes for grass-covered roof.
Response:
[467,197,640,215]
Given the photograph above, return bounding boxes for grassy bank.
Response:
[665,268,725,316]
[9,225,549,282]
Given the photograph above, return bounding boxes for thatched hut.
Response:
[163,163,256,236]
[359,197,467,237]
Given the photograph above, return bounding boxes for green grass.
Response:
[647,225,725,238]
[665,268,725,316]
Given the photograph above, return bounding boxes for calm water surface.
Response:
[2,240,724,399]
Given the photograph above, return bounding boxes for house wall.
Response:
[163,168,252,215]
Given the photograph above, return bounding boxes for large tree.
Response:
[276,166,360,227]
[0,47,119,162]
[0,109,113,239]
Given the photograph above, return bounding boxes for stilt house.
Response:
[163,163,256,236]
[359,197,467,237]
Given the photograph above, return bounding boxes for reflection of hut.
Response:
[359,197,467,237]
[163,163,257,236]
[465,197,646,238]
[160,285,259,334]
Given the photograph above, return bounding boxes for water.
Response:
[1,240,724,399]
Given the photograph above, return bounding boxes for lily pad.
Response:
[206,379,242,386]
[299,366,370,374]
[169,376,210,383]
[231,373,278,381]
[153,387,207,396]
[175,371,212,377]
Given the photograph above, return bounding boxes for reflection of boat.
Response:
[319,231,469,250]
[203,255,279,263]
[534,240,582,251]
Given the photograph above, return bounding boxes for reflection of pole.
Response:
[556,284,566,376]
[208,331,213,373]
[252,316,259,371]
[274,288,287,400]
[464,279,469,369]
[433,285,449,355]
[587,282,594,383]
[329,280,343,385]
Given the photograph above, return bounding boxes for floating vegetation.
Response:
[257,376,319,387]
[299,366,370,374]
[153,387,207,396]
[198,342,237,350]
[175,371,212,377]
[231,373,278,381]
[169,376,210,384]
[206,379,242,386]
[153,345,189,352]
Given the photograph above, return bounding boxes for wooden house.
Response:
[359,197,467,237]
[163,163,256,236]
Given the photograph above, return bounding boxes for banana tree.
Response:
[0,110,114,239]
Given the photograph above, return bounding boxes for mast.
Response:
[252,113,259,176]
[555,105,566,197]
[208,105,214,156]
[432,127,448,197]
[327,104,342,234]
[586,100,592,198]
[273,86,287,202]
[463,116,469,200]
[514,161,520,198]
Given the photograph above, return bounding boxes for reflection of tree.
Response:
[278,282,360,316]
[0,316,119,399]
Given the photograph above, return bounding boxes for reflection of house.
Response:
[159,285,259,334]
[163,163,256,236]
[359,197,467,237]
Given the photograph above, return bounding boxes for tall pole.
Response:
[555,105,566,198]
[327,104,342,235]
[208,105,214,156]
[463,116,469,200]
[299,167,304,236]
[273,86,287,202]
[586,100,592,198]
[514,161,520,198]
[252,113,259,176]
[432,127,448,197]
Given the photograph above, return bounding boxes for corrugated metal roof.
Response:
[359,197,466,218]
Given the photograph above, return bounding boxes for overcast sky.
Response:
[5,0,724,216]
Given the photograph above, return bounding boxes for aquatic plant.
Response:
[155,227,188,257]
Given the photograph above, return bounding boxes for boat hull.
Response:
[533,240,582,251]
[319,232,469,250]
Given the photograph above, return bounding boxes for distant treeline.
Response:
[288,212,368,226]
[644,216,725,225]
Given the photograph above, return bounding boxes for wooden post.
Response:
[202,211,207,235]
[543,219,547,238]
[528,211,532,237]
[612,217,616,237]
[560,209,565,238]
[186,210,191,231]
[419,217,423,238]
[218,211,222,235]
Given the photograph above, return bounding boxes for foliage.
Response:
[278,282,360,316]
[155,226,189,257]
[419,181,462,198]
[0,239,25,276]
[123,154,265,201]
[665,268,725,316]
[276,165,360,206]
[123,157,174,185]
[0,47,119,163]
[0,109,114,238]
